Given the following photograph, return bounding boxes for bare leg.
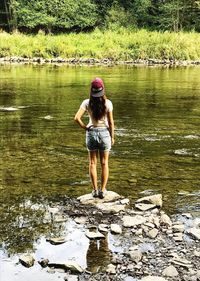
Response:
[99,151,109,191]
[88,151,98,190]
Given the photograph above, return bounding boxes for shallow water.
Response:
[0,64,200,279]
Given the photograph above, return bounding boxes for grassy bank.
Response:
[1,29,200,61]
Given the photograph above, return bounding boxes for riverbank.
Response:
[1,29,200,64]
[1,193,200,281]
[1,56,200,66]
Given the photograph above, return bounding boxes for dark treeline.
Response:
[0,0,200,33]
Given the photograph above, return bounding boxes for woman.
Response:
[74,77,115,199]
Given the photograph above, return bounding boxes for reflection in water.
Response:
[86,236,111,272]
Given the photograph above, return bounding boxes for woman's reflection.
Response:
[86,235,111,272]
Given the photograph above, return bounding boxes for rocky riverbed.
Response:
[15,192,200,281]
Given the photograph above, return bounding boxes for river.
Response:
[0,64,200,280]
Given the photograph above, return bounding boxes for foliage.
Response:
[10,0,97,32]
[1,0,200,32]
[1,29,200,61]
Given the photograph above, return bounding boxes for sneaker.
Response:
[98,189,107,199]
[92,189,98,198]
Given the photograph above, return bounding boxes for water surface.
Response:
[0,64,200,278]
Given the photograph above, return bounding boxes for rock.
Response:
[64,275,78,281]
[140,276,167,281]
[182,213,193,219]
[54,215,68,223]
[135,203,157,211]
[122,215,147,227]
[129,250,143,263]
[98,224,109,232]
[160,213,172,227]
[38,258,49,268]
[172,224,184,233]
[74,217,87,224]
[49,261,84,273]
[171,256,192,268]
[106,263,116,274]
[144,222,155,228]
[173,233,183,242]
[162,265,179,277]
[110,224,122,234]
[135,228,143,236]
[197,270,200,280]
[194,218,200,228]
[136,194,162,207]
[148,215,160,228]
[194,250,200,257]
[48,207,59,214]
[147,228,159,239]
[77,191,122,204]
[46,237,67,245]
[96,201,126,213]
[85,231,105,239]
[19,254,35,267]
[186,228,200,240]
[120,198,130,205]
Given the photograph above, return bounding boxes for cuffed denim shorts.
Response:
[86,127,111,152]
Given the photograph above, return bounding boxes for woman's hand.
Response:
[111,137,115,146]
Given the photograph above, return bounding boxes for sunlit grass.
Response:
[0,28,200,60]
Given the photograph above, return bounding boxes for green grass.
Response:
[0,28,200,61]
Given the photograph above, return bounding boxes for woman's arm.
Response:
[74,108,87,130]
[107,111,115,145]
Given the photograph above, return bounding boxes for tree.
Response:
[9,0,97,32]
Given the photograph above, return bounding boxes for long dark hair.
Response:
[89,95,107,121]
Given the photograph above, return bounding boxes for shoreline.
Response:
[1,56,200,67]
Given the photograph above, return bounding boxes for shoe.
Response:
[98,189,107,199]
[92,189,98,198]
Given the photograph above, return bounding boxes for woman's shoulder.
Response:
[105,99,113,111]
[80,99,89,109]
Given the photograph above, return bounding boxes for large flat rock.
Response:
[77,191,126,213]
[77,191,122,204]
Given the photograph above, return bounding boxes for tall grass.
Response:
[0,28,200,61]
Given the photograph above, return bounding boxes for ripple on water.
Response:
[174,148,199,157]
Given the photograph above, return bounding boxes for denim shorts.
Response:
[86,127,111,152]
